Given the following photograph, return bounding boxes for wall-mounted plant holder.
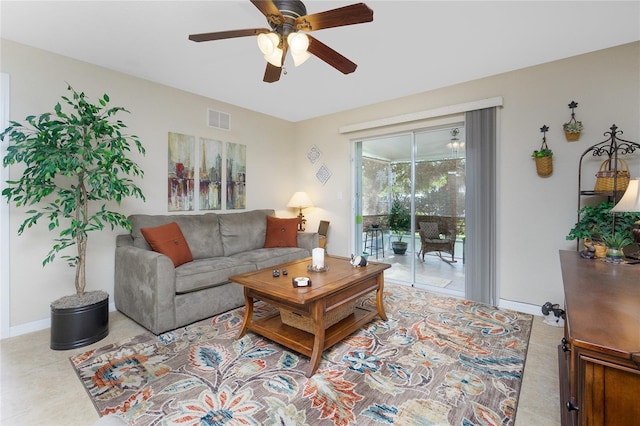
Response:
[532,125,553,177]
[562,101,583,142]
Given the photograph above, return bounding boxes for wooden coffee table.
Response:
[230,255,390,377]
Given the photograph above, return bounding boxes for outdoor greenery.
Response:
[1,85,146,296]
[361,157,465,219]
[566,200,640,242]
[388,197,411,242]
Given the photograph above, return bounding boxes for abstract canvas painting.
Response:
[199,138,222,210]
[168,132,195,211]
[226,142,246,209]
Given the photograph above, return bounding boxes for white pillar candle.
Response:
[312,247,325,268]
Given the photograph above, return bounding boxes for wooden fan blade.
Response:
[263,63,282,83]
[296,3,373,32]
[189,28,269,42]
[250,0,284,27]
[307,35,357,74]
[263,40,287,83]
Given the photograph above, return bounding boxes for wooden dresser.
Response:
[558,250,640,426]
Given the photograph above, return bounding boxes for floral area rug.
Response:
[70,284,533,425]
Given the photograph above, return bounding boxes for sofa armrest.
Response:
[114,245,177,334]
[297,232,319,254]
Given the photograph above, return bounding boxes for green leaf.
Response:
[2,84,146,294]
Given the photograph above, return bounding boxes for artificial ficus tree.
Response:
[1,85,145,296]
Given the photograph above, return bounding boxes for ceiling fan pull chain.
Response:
[282,66,288,75]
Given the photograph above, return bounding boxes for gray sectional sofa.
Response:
[114,209,318,334]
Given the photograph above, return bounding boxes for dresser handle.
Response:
[566,401,579,412]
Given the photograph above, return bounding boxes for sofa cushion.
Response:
[140,222,193,267]
[264,216,299,248]
[175,257,256,294]
[230,247,309,270]
[129,213,224,259]
[218,209,274,256]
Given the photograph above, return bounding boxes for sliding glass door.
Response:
[355,125,466,296]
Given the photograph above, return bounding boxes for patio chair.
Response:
[417,219,456,263]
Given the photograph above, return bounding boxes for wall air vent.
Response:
[207,109,231,130]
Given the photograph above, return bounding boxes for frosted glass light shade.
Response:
[290,50,311,67]
[287,32,311,66]
[287,32,309,52]
[257,32,279,55]
[287,191,313,208]
[611,178,640,212]
[264,48,283,67]
[257,32,283,66]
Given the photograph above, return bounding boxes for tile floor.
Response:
[0,305,564,425]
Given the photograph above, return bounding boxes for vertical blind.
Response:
[464,107,497,305]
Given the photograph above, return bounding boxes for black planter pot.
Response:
[392,241,408,255]
[50,295,109,350]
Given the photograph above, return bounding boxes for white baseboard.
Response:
[4,302,117,339]
[499,299,542,316]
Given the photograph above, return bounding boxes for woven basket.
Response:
[280,301,356,333]
[594,158,630,192]
[564,131,580,142]
[535,156,553,177]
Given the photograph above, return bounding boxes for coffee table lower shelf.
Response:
[248,306,377,365]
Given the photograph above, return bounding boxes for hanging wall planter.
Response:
[532,125,553,177]
[563,101,583,142]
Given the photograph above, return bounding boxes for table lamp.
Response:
[610,178,640,257]
[287,191,313,231]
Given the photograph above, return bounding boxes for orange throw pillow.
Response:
[140,222,193,267]
[264,216,299,248]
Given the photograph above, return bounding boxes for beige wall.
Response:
[1,40,297,327]
[2,39,639,331]
[297,41,640,308]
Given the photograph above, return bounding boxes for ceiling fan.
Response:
[188,0,374,83]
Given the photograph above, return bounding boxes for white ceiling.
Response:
[2,1,639,122]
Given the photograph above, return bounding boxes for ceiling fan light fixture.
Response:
[264,48,284,67]
[291,50,311,66]
[287,32,309,52]
[257,32,280,55]
[288,31,311,66]
[257,32,283,67]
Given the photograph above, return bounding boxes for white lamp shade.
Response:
[611,178,640,212]
[257,32,283,66]
[257,32,279,55]
[287,32,311,67]
[290,50,311,67]
[263,48,283,67]
[287,191,313,208]
[287,32,309,53]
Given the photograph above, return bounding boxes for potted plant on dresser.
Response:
[566,200,640,258]
[601,232,633,263]
[2,85,145,349]
[388,197,411,255]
